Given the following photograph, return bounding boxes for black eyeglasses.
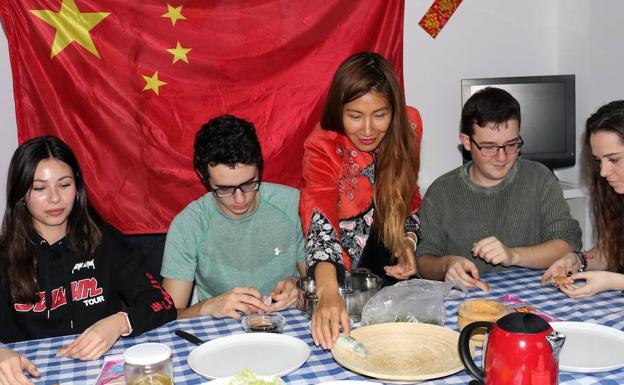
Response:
[469,136,524,157]
[210,179,261,198]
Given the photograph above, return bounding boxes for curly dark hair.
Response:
[461,87,521,135]
[193,115,264,185]
[584,100,624,272]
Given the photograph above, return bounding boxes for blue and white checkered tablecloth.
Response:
[8,268,624,384]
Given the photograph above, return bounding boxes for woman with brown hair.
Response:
[0,136,176,385]
[299,52,422,348]
[542,100,624,296]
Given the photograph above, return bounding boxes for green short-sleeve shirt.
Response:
[161,183,304,301]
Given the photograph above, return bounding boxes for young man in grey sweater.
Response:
[416,87,581,288]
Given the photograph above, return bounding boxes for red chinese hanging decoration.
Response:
[419,0,463,38]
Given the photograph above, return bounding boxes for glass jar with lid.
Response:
[124,342,174,385]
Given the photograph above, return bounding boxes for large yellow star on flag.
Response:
[30,0,110,59]
[142,72,167,95]
[166,41,192,64]
[162,4,187,26]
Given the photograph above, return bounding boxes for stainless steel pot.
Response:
[297,269,382,322]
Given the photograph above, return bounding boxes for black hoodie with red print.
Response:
[0,222,176,343]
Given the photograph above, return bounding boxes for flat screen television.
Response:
[461,75,576,169]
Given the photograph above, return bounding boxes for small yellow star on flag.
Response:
[30,0,110,59]
[142,72,167,95]
[162,4,187,26]
[166,41,191,64]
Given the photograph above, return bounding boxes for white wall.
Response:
[0,29,17,216]
[586,1,624,114]
[407,0,574,187]
[1,1,623,212]
[552,2,590,184]
[404,0,624,189]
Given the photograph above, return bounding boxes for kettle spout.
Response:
[546,330,566,360]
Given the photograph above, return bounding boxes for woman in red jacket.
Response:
[299,52,422,349]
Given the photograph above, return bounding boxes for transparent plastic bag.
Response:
[360,278,467,326]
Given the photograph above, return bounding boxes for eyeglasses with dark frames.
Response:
[211,179,261,198]
[469,136,524,157]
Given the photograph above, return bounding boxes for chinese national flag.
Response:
[0,0,405,234]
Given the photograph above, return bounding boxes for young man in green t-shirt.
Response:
[161,115,305,319]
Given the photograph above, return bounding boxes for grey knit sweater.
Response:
[416,158,582,275]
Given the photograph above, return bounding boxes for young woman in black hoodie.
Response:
[0,136,176,385]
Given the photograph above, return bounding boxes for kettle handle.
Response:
[459,321,493,384]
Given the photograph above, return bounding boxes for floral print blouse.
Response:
[299,107,423,279]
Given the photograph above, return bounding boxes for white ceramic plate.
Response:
[551,321,624,373]
[316,381,379,384]
[188,333,310,379]
[204,377,374,384]
[204,375,285,384]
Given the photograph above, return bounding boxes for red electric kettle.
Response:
[458,312,565,385]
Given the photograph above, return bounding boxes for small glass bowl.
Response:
[241,313,286,333]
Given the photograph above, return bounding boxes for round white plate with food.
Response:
[188,333,310,379]
[316,381,379,384]
[204,375,284,384]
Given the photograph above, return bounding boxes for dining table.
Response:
[7,267,624,385]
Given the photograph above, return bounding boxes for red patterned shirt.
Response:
[299,107,423,277]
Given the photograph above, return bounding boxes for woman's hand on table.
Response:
[60,312,128,361]
[311,288,350,350]
[444,256,481,288]
[269,277,299,311]
[385,239,417,280]
[540,252,579,286]
[0,348,39,385]
[558,271,624,298]
[199,287,270,319]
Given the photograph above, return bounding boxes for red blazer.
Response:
[299,107,422,276]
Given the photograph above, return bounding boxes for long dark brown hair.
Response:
[584,100,624,272]
[320,52,419,255]
[0,136,101,302]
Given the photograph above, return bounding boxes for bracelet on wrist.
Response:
[118,311,133,337]
[573,251,588,272]
[404,235,417,253]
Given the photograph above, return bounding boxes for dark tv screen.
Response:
[461,75,576,169]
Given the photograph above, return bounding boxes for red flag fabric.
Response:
[0,0,405,234]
